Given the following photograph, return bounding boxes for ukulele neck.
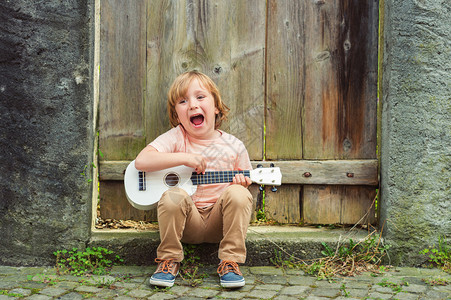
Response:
[190,170,250,185]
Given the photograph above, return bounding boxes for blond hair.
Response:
[167,71,229,129]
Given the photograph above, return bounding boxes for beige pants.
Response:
[156,185,253,263]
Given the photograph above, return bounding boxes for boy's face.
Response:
[175,78,219,140]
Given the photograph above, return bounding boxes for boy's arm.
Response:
[134,145,207,174]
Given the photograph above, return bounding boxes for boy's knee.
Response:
[159,187,190,209]
[223,185,253,208]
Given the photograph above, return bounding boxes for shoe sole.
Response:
[220,279,245,288]
[149,278,175,287]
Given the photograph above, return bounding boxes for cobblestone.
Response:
[0,265,449,299]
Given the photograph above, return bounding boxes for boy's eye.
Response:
[179,99,187,104]
[197,95,205,100]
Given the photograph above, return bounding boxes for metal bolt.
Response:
[346,172,354,178]
[303,172,312,178]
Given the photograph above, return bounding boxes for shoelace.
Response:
[155,258,177,275]
[217,260,242,276]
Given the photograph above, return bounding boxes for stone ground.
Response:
[0,265,450,300]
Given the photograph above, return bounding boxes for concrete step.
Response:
[89,226,373,266]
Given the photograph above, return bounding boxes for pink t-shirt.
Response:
[149,125,252,208]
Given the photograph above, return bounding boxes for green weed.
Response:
[422,277,450,286]
[270,230,390,280]
[179,244,209,287]
[81,146,103,185]
[54,247,124,276]
[81,162,96,184]
[91,276,117,288]
[256,209,267,222]
[28,274,59,285]
[153,286,172,293]
[419,235,450,273]
[378,279,409,294]
[340,283,350,297]
[307,233,390,279]
[270,249,301,270]
[0,290,24,297]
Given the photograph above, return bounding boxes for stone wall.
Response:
[380,0,451,265]
[0,0,94,265]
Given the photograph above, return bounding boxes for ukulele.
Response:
[124,160,282,210]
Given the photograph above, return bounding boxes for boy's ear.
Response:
[215,107,219,114]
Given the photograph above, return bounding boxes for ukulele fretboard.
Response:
[190,170,250,185]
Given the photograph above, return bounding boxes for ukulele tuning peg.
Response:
[271,186,278,192]
[259,185,264,191]
[257,164,263,168]
[270,163,275,167]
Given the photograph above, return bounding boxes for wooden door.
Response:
[97,0,378,225]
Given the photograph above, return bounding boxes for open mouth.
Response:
[190,114,204,127]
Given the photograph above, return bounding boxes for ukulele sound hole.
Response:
[164,173,180,187]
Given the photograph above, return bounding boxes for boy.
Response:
[134,71,253,288]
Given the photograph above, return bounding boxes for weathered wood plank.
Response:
[251,160,378,185]
[303,0,339,159]
[340,186,376,224]
[265,185,302,224]
[99,181,157,222]
[98,0,147,160]
[265,0,305,160]
[99,160,378,185]
[303,185,376,225]
[145,0,177,143]
[302,185,341,224]
[264,0,306,223]
[303,0,378,159]
[145,0,265,159]
[301,0,379,224]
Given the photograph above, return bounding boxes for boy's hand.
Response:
[186,153,207,174]
[233,170,252,188]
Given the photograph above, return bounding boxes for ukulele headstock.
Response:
[249,166,282,186]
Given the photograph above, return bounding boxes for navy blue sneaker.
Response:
[217,260,245,288]
[149,259,180,287]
